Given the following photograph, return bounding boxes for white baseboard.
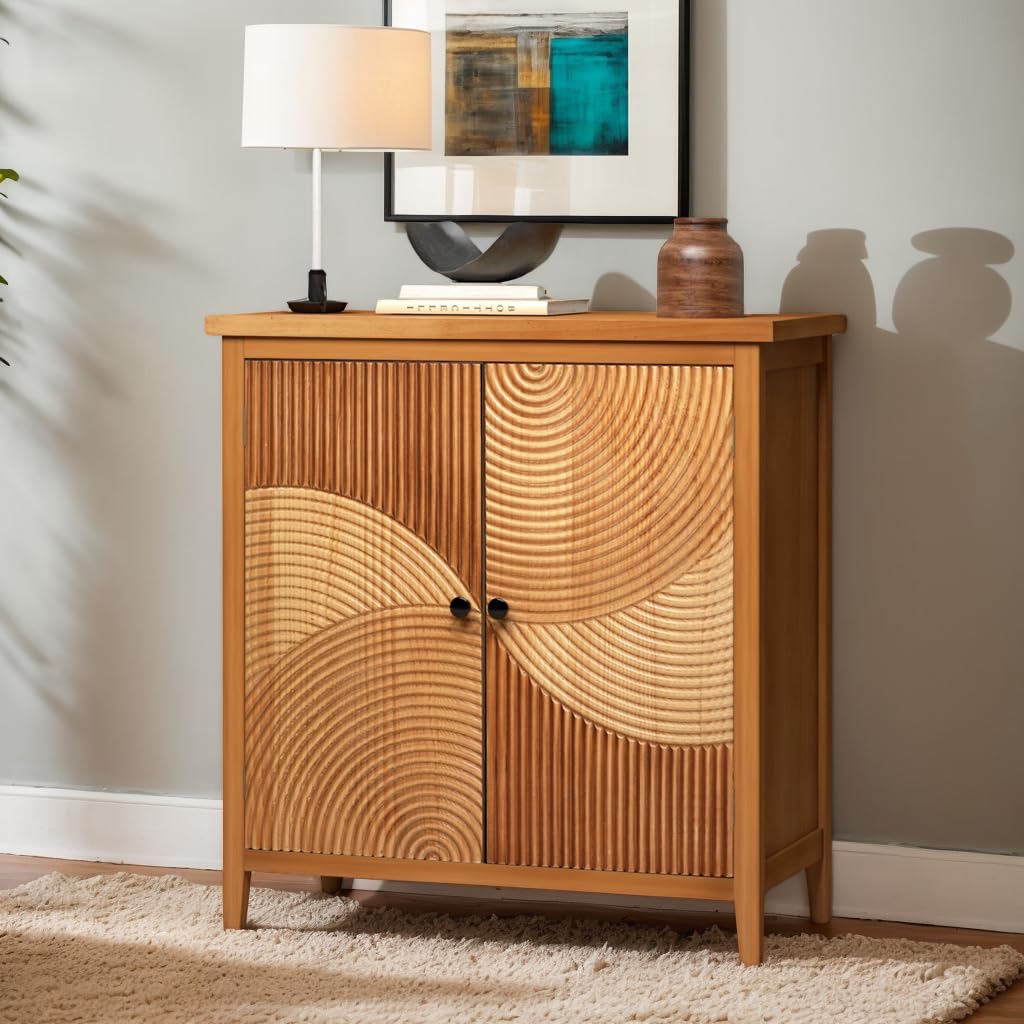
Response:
[0,785,222,870]
[1,785,1020,933]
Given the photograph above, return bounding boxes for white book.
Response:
[376,298,590,317]
[399,283,549,300]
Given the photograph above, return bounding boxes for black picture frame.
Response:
[383,0,690,224]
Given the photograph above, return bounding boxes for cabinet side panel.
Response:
[243,360,483,863]
[763,364,820,856]
[486,363,734,876]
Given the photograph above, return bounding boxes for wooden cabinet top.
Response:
[205,311,845,344]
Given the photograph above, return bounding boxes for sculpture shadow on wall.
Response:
[781,227,1023,850]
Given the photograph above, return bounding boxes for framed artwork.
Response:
[384,0,689,223]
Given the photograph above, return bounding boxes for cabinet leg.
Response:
[320,876,351,897]
[224,868,251,929]
[806,847,832,925]
[734,886,765,966]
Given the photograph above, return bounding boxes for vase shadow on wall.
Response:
[781,227,1024,852]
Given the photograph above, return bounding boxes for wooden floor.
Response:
[1,855,1021,1021]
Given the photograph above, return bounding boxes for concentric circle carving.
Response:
[485,363,733,621]
[245,607,483,862]
[245,488,475,683]
[485,363,734,745]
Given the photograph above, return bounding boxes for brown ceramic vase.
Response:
[657,217,744,318]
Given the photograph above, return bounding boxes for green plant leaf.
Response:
[0,169,19,184]
[0,275,8,285]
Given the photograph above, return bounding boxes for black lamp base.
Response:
[287,269,348,314]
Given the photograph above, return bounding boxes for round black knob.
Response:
[487,598,509,620]
[449,596,472,619]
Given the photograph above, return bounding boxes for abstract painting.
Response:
[445,13,628,156]
[385,0,688,222]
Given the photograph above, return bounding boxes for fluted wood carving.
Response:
[246,359,482,600]
[488,633,733,877]
[485,363,734,874]
[244,361,483,863]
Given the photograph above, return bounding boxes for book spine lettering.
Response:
[378,299,549,316]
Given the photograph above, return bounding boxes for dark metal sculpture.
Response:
[406,221,563,283]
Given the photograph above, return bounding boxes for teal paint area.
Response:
[549,33,628,155]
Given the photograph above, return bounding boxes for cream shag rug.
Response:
[0,873,1021,1024]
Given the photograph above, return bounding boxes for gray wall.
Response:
[1,0,1021,854]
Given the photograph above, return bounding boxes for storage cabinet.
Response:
[208,311,844,965]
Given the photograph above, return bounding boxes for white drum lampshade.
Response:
[242,24,431,152]
[241,24,432,312]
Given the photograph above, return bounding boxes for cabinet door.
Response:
[485,363,734,876]
[243,360,483,863]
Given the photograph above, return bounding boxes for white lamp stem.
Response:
[311,147,323,271]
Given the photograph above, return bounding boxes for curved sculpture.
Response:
[406,220,563,283]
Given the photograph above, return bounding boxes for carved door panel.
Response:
[484,363,735,876]
[243,360,483,863]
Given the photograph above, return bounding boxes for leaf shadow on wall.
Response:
[0,0,204,795]
[781,228,1024,853]
[0,183,202,789]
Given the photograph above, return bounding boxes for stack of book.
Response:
[376,283,590,317]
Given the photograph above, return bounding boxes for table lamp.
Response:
[242,24,431,313]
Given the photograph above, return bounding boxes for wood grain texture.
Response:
[657,218,744,318]
[485,363,735,876]
[244,850,734,901]
[766,830,823,891]
[205,311,847,343]
[213,327,842,957]
[243,360,483,864]
[732,345,765,965]
[245,489,474,684]
[761,335,826,372]
[485,363,734,745]
[245,607,482,861]
[240,339,740,369]
[763,365,821,859]
[222,339,250,929]
[808,339,834,924]
[488,631,734,876]
[246,359,482,601]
